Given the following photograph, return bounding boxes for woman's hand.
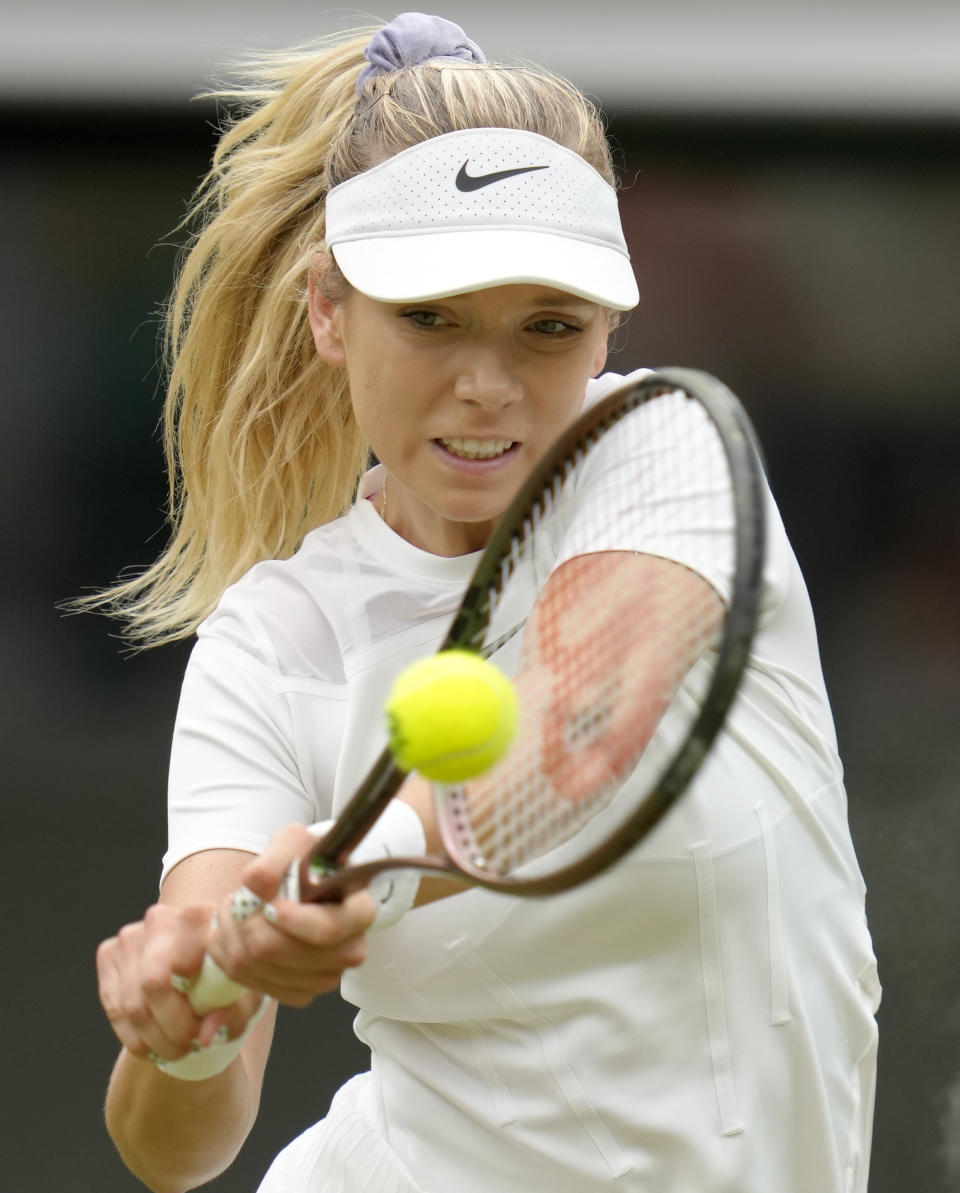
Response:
[204,823,379,1007]
[97,902,262,1065]
[97,824,379,1069]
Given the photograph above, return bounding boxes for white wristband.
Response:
[310,800,426,928]
[154,995,271,1082]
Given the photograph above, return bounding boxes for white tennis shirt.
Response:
[164,372,879,1193]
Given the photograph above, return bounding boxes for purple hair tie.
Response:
[356,12,486,93]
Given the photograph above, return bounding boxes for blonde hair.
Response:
[83,27,618,647]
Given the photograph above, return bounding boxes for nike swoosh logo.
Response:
[455,162,549,192]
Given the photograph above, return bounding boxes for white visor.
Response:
[325,128,639,311]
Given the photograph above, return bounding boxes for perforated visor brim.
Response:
[332,229,640,311]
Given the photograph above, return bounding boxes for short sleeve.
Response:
[161,637,320,884]
[556,389,738,602]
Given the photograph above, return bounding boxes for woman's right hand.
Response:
[96,901,262,1067]
[96,824,378,1066]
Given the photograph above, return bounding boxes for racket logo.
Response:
[455,162,549,192]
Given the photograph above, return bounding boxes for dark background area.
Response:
[2,100,958,1191]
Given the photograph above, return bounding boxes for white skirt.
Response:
[256,1073,423,1193]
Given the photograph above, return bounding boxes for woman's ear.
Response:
[307,265,347,366]
[592,329,609,378]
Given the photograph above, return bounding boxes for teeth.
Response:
[440,438,515,460]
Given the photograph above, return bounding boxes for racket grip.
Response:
[156,921,266,1081]
[155,993,269,1082]
[302,803,427,925]
[185,953,248,1016]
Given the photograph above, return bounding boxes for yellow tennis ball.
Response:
[386,650,519,783]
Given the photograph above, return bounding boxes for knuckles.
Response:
[143,903,172,929]
[96,937,118,971]
[140,961,177,1001]
[216,926,281,980]
[117,921,145,948]
[122,996,153,1031]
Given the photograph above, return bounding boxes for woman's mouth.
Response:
[436,437,516,460]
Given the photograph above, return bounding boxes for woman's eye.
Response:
[531,319,579,336]
[404,310,446,328]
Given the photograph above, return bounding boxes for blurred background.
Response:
[2,2,958,1190]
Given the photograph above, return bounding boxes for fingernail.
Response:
[262,902,278,925]
[214,1024,230,1045]
[171,973,191,995]
[230,885,263,923]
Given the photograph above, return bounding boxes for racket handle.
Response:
[300,803,427,925]
[155,937,259,1081]
[155,992,269,1082]
[185,953,248,1016]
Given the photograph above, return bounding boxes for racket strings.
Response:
[446,392,734,878]
[459,557,724,876]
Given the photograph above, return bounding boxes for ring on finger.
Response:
[230,885,263,923]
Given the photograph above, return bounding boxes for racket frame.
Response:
[297,368,766,901]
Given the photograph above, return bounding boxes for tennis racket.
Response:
[170,367,765,1029]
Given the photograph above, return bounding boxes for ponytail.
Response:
[77,32,376,646]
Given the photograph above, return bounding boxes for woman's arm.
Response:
[97,829,376,1193]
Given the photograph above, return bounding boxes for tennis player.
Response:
[94,14,879,1193]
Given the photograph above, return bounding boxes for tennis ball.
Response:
[386,650,519,783]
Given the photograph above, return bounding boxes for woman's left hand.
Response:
[203,823,379,1007]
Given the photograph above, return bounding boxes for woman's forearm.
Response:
[105,1006,274,1193]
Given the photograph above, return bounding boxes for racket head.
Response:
[433,367,766,894]
[304,368,766,900]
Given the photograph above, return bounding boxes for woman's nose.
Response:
[453,352,522,410]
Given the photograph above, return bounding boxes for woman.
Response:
[94,14,879,1193]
